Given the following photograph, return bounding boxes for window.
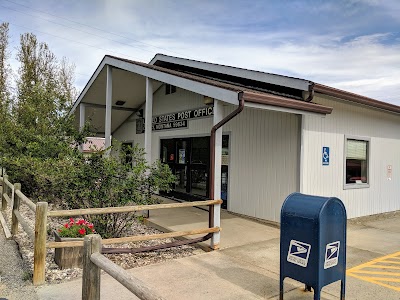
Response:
[344,137,369,188]
[165,84,176,95]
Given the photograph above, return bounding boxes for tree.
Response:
[0,22,11,172]
[2,31,82,193]
[1,30,175,238]
[0,22,11,112]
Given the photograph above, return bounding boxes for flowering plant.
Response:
[57,218,95,238]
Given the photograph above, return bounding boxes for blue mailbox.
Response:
[280,193,346,300]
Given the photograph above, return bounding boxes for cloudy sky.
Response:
[1,0,399,105]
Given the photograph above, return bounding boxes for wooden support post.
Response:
[33,202,48,285]
[11,183,21,235]
[82,234,102,300]
[2,175,8,210]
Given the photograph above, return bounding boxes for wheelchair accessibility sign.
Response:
[287,240,311,267]
[322,146,330,166]
[324,241,340,269]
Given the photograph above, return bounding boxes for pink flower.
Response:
[64,223,70,228]
[78,228,86,235]
[77,219,85,225]
[87,224,94,229]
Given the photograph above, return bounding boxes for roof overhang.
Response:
[70,56,245,134]
[242,91,333,116]
[150,53,311,91]
[70,55,333,134]
[314,83,400,115]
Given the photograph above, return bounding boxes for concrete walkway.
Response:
[37,203,400,300]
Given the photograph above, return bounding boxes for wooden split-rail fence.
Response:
[0,172,222,299]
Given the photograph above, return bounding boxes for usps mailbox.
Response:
[280,193,346,300]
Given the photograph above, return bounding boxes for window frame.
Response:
[343,135,370,190]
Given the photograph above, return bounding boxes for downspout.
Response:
[305,82,315,102]
[208,92,244,228]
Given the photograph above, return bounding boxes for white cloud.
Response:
[1,0,399,105]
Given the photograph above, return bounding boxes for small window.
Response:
[344,137,369,188]
[165,84,176,95]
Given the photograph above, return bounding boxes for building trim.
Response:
[314,84,400,115]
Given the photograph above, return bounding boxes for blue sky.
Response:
[1,0,399,105]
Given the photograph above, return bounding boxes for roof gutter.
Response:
[242,91,333,115]
[314,83,400,114]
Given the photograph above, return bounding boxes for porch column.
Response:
[211,99,223,249]
[144,77,153,164]
[105,65,112,151]
[79,103,86,152]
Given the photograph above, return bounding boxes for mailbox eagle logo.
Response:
[324,241,340,269]
[287,240,311,267]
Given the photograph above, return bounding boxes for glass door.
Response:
[175,138,190,193]
[190,137,209,197]
[160,135,228,206]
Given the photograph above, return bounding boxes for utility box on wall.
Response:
[280,193,346,300]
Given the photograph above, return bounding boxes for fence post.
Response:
[33,202,48,285]
[82,234,102,300]
[11,183,21,235]
[1,175,8,210]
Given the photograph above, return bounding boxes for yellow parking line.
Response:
[348,251,400,271]
[347,251,400,292]
[350,270,400,276]
[366,277,400,283]
[364,265,400,270]
[368,280,400,292]
[379,260,400,265]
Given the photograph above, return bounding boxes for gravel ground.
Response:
[1,198,201,289]
[0,229,38,300]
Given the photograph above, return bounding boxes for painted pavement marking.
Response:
[347,251,400,292]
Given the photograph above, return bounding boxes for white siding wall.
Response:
[223,106,300,222]
[114,86,300,222]
[301,94,400,218]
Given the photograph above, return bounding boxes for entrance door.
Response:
[160,135,229,208]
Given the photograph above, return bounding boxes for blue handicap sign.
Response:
[322,147,330,165]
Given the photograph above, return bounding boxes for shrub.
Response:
[50,142,175,238]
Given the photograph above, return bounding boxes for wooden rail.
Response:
[1,175,10,211]
[0,211,11,239]
[3,193,11,205]
[48,199,222,217]
[83,234,165,300]
[47,227,220,249]
[0,175,12,239]
[16,190,36,212]
[13,210,35,241]
[0,172,223,287]
[3,177,14,189]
